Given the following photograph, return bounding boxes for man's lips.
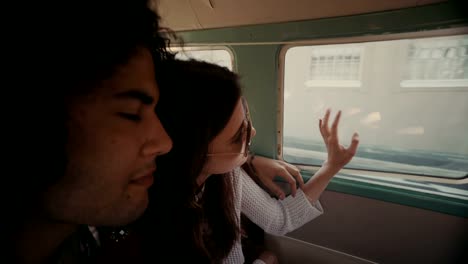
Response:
[130,168,156,186]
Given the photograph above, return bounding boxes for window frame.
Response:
[277,27,468,185]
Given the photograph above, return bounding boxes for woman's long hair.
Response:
[140,59,242,263]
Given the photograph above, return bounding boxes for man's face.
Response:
[43,47,172,226]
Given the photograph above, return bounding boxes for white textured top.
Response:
[224,167,324,264]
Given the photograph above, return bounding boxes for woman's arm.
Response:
[238,168,323,236]
[246,109,359,203]
[242,155,303,199]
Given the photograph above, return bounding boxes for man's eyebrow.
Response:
[114,90,154,105]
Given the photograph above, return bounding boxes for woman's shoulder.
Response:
[230,167,249,184]
[228,167,242,185]
[227,167,249,199]
[231,166,245,176]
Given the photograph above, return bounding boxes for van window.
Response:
[173,48,234,71]
[282,34,468,179]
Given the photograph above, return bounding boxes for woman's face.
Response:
[201,98,256,176]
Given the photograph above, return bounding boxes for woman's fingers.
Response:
[347,132,360,156]
[284,162,305,189]
[331,110,341,140]
[321,109,331,137]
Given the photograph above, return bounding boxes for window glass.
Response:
[402,36,468,87]
[307,45,363,87]
[283,34,468,179]
[174,48,233,71]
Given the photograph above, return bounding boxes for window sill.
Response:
[298,169,468,218]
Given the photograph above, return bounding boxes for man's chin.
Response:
[90,196,149,226]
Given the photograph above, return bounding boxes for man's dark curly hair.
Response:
[38,0,174,92]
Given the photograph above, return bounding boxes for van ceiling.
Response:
[155,0,446,31]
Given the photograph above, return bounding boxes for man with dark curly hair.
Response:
[5,1,173,263]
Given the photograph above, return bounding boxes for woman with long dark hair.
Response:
[141,59,359,263]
